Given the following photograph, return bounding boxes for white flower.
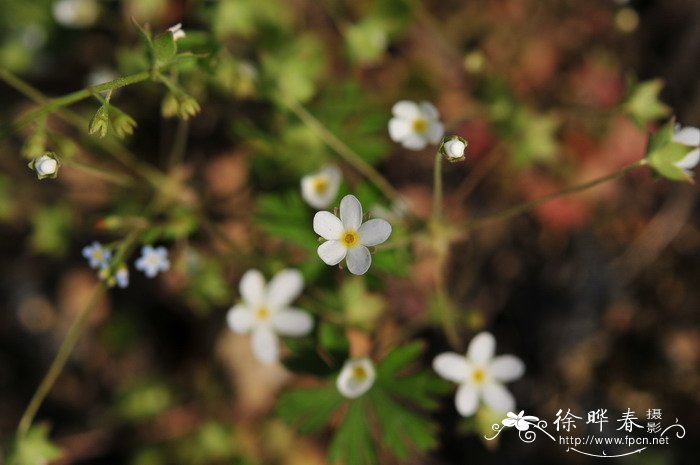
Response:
[672,124,700,176]
[433,332,525,417]
[313,194,392,275]
[388,100,444,150]
[32,154,59,179]
[135,245,170,278]
[439,135,467,162]
[115,266,129,288]
[168,23,186,41]
[301,165,342,209]
[82,241,111,269]
[502,410,539,431]
[226,269,314,364]
[52,0,100,29]
[336,358,376,399]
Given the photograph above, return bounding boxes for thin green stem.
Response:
[17,231,141,434]
[432,151,443,223]
[465,159,647,230]
[1,71,151,141]
[283,98,402,203]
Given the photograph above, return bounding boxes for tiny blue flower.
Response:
[115,265,129,288]
[82,241,111,269]
[135,245,170,278]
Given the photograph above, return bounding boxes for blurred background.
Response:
[0,0,699,464]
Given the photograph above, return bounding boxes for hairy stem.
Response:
[432,151,443,222]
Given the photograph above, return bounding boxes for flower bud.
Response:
[439,135,468,162]
[112,112,137,138]
[177,94,201,120]
[28,152,60,179]
[89,105,109,138]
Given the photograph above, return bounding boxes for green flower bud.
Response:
[28,152,60,180]
[89,105,110,138]
[112,112,137,138]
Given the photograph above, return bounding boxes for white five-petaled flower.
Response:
[168,23,185,41]
[672,124,700,176]
[433,331,525,417]
[388,100,444,150]
[301,165,342,209]
[135,245,170,278]
[502,410,539,431]
[227,269,314,364]
[313,194,392,275]
[336,358,376,399]
[82,241,111,269]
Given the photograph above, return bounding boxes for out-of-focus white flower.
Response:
[433,331,525,417]
[29,153,60,179]
[135,245,170,278]
[115,265,129,288]
[226,269,313,364]
[502,410,539,431]
[672,124,700,177]
[301,165,342,209]
[313,194,392,275]
[82,241,111,269]
[52,0,100,29]
[86,67,117,88]
[336,358,376,399]
[168,23,185,41]
[440,135,467,162]
[388,100,444,150]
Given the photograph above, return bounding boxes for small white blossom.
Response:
[301,165,342,209]
[168,23,186,41]
[115,266,129,288]
[672,124,700,176]
[135,245,170,278]
[226,269,314,364]
[52,0,100,29]
[388,100,444,150]
[433,331,525,417]
[502,410,539,431]
[30,154,59,179]
[313,194,392,275]
[440,135,467,162]
[82,241,111,269]
[336,358,376,399]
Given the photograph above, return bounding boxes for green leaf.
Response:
[340,278,385,329]
[328,398,377,465]
[6,424,61,465]
[29,204,72,257]
[262,34,325,103]
[277,385,344,434]
[376,342,425,379]
[152,32,177,66]
[115,381,174,421]
[283,322,349,376]
[255,191,317,251]
[344,18,388,65]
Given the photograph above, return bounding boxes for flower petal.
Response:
[433,352,470,383]
[313,211,344,240]
[226,304,253,333]
[317,240,347,265]
[467,331,496,364]
[672,125,700,147]
[455,383,479,417]
[502,418,517,427]
[346,246,371,275]
[400,134,428,151]
[489,355,525,382]
[266,269,304,309]
[251,327,279,364]
[339,194,362,230]
[482,382,516,413]
[389,118,412,142]
[675,148,700,171]
[392,100,420,119]
[419,101,440,120]
[358,218,392,246]
[426,121,444,144]
[272,308,314,336]
[239,269,266,307]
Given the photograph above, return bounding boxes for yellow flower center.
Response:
[352,365,368,380]
[412,117,428,134]
[92,250,103,261]
[255,306,270,321]
[472,367,487,384]
[342,230,359,247]
[312,177,329,194]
